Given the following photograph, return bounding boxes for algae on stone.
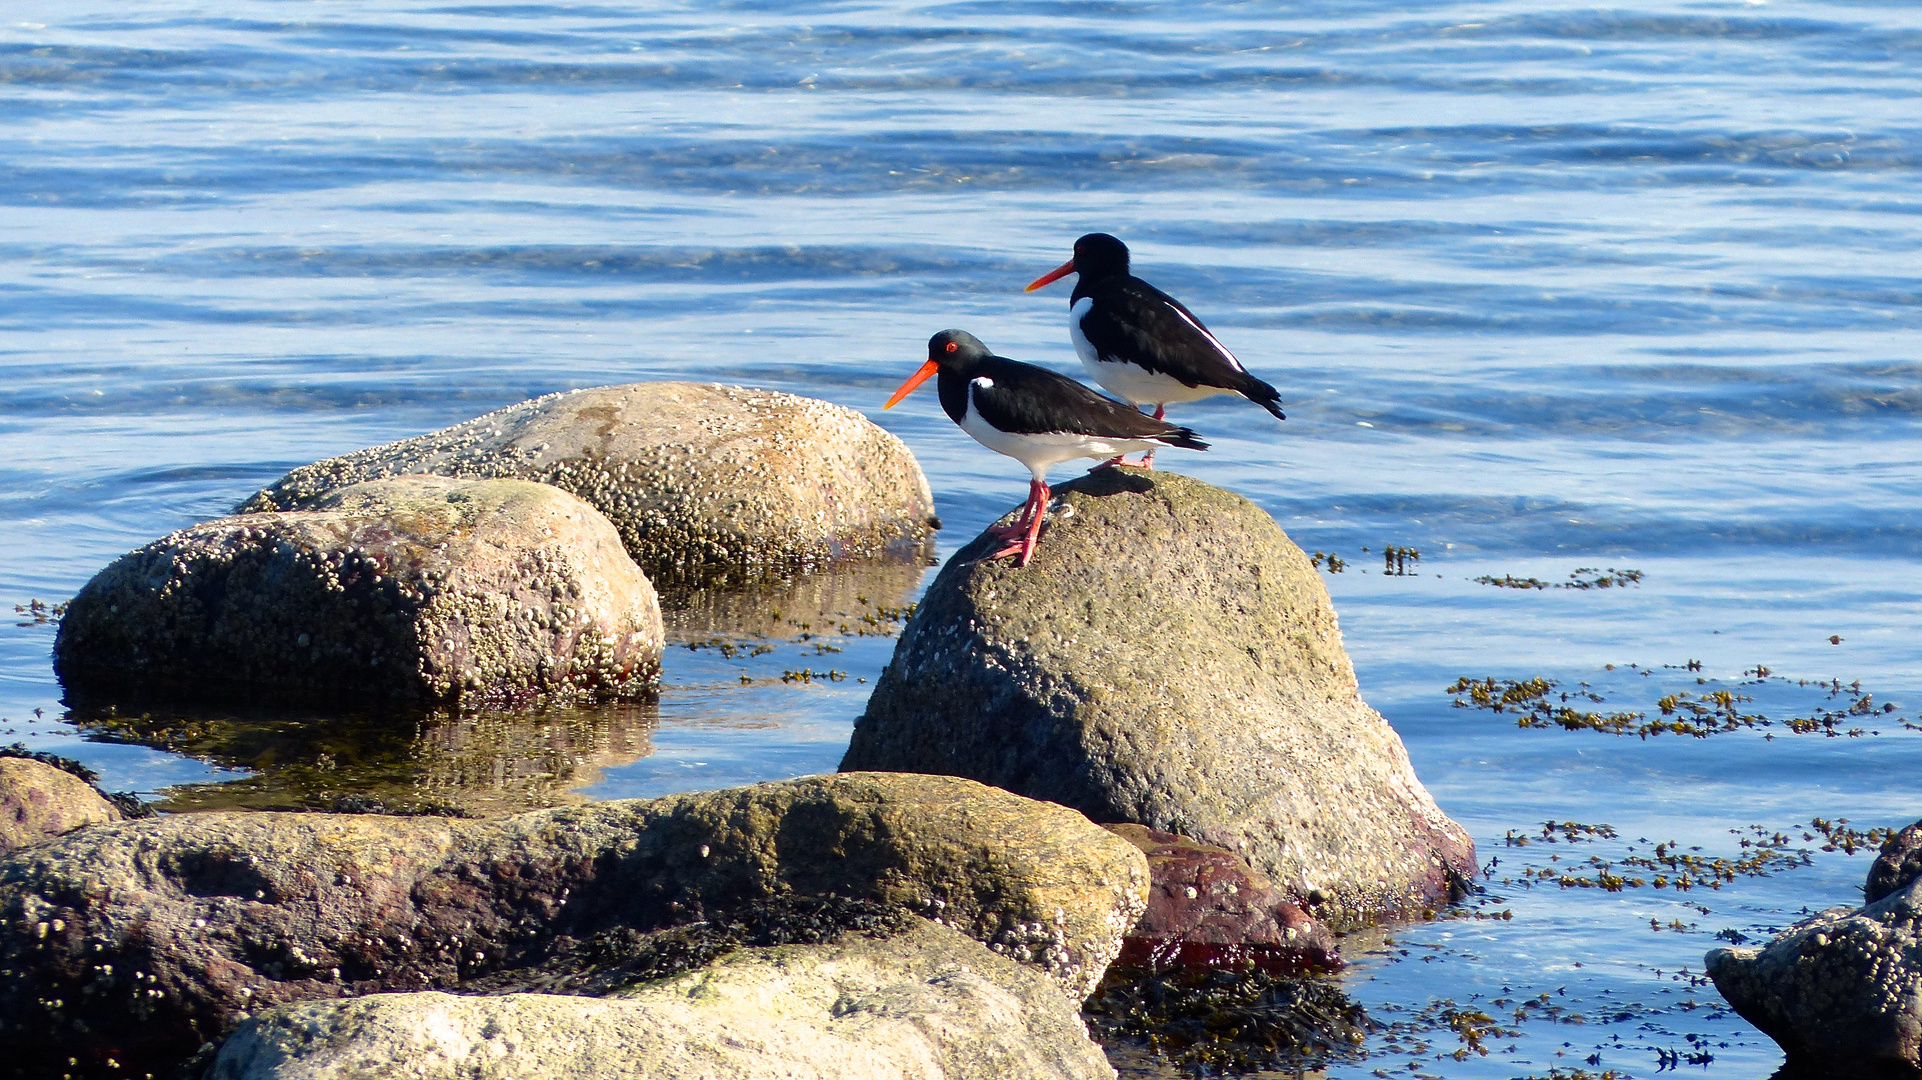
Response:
[844,469,1475,930]
[0,773,1145,1080]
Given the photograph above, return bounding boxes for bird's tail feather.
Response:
[1157,426,1209,452]
[1238,374,1287,421]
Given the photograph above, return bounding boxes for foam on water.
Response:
[3,1,1920,1075]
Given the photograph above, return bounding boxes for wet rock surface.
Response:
[209,920,1114,1080]
[54,476,663,706]
[1708,867,1922,1079]
[843,468,1475,929]
[0,755,123,854]
[1105,824,1339,974]
[239,382,939,587]
[0,772,1145,1079]
[1868,818,1922,904]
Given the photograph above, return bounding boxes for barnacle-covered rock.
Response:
[208,921,1114,1080]
[0,773,1145,1080]
[54,476,662,705]
[843,468,1475,930]
[1708,846,1922,1077]
[239,383,939,587]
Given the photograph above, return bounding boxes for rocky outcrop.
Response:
[0,757,122,854]
[208,920,1114,1080]
[53,476,662,706]
[238,383,939,587]
[1106,824,1338,974]
[1707,826,1922,1079]
[842,468,1475,930]
[1868,819,1922,904]
[0,773,1145,1080]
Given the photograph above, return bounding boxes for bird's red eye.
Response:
[945,341,958,352]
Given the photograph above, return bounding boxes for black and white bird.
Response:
[1026,232,1285,466]
[884,329,1208,567]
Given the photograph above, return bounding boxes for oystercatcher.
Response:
[884,329,1209,567]
[1025,232,1285,466]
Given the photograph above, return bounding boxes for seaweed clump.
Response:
[1083,958,1372,1075]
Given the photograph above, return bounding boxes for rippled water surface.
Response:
[4,1,1920,1075]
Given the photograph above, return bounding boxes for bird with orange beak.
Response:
[1027,233,1285,466]
[884,329,1208,567]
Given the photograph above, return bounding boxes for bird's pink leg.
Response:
[987,482,1040,539]
[1131,404,1167,469]
[991,479,1050,563]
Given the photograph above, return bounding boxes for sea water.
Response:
[3,2,1919,1075]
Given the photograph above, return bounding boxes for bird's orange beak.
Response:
[1024,257,1076,292]
[883,359,940,410]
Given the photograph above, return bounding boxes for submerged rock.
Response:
[842,468,1475,929]
[0,772,1145,1079]
[54,476,663,706]
[0,756,122,854]
[1106,824,1339,974]
[1708,828,1922,1079]
[209,920,1114,1080]
[238,382,939,587]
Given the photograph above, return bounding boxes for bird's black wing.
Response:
[1080,276,1286,420]
[972,356,1207,448]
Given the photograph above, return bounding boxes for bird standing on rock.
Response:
[1026,232,1286,467]
[884,329,1209,567]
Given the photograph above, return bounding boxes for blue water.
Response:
[4,1,1921,1075]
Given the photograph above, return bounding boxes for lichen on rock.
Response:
[842,468,1475,930]
[54,475,663,706]
[238,382,939,587]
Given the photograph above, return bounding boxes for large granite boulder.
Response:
[54,476,663,706]
[1707,821,1922,1078]
[238,383,939,587]
[0,773,1145,1079]
[208,921,1113,1080]
[842,469,1475,929]
[0,757,122,854]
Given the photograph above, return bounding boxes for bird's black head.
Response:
[885,329,992,410]
[927,329,992,366]
[1070,232,1130,280]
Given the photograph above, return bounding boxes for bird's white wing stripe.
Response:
[1164,302,1245,373]
[971,376,995,390]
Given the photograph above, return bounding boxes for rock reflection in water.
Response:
[658,557,929,643]
[66,696,659,817]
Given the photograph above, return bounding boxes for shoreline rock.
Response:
[1105,824,1339,974]
[209,920,1115,1080]
[0,773,1145,1079]
[1708,816,1922,1078]
[0,755,124,854]
[238,383,939,587]
[54,476,663,706]
[842,468,1475,930]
